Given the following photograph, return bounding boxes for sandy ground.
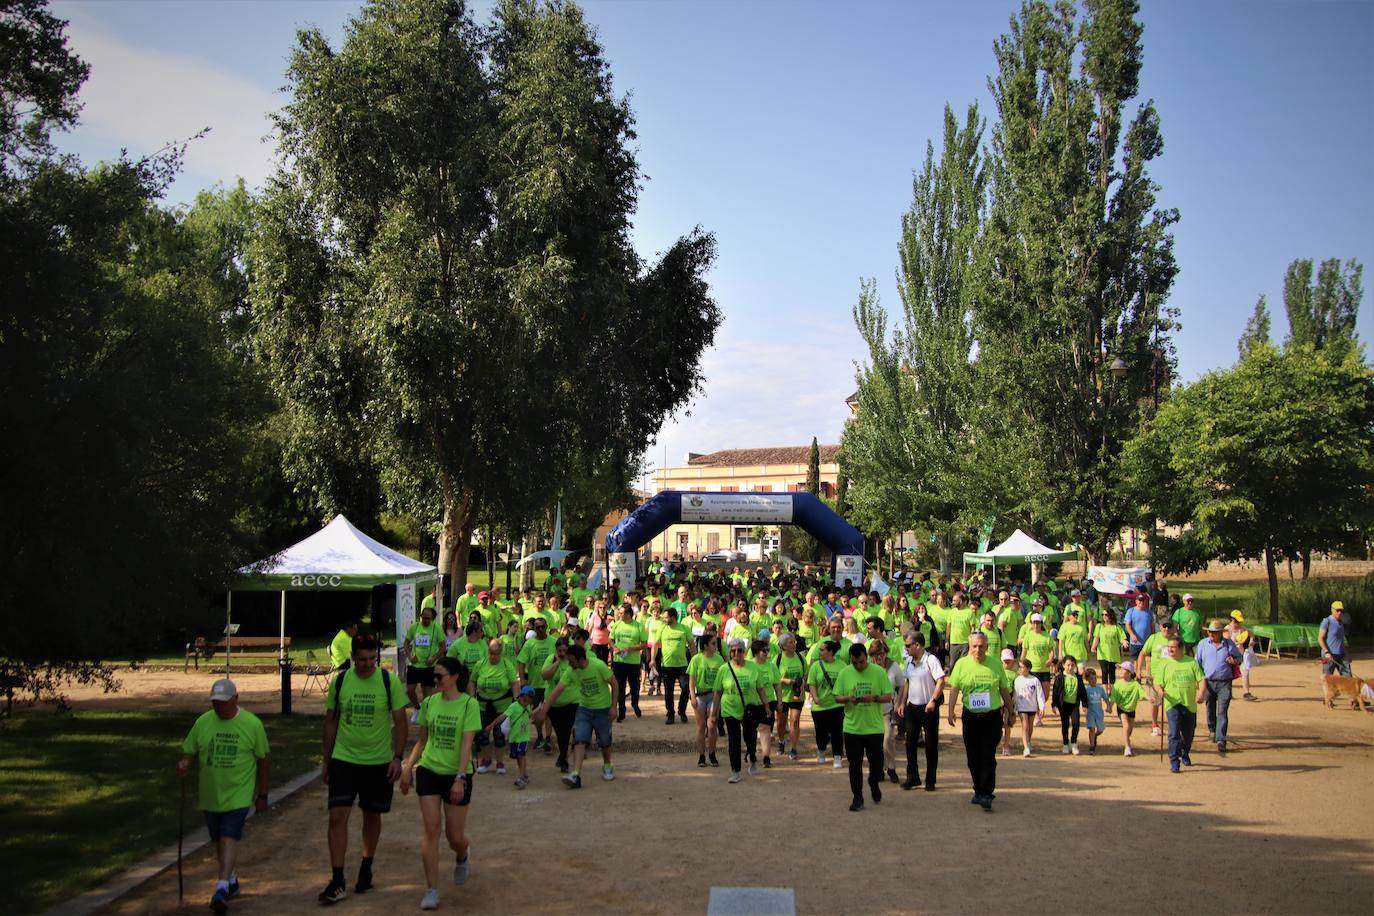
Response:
[71,655,1374,915]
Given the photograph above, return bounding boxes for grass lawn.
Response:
[1163,580,1254,619]
[1,708,324,915]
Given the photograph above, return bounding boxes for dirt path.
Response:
[89,654,1374,915]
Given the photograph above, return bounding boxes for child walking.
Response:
[1108,661,1145,756]
[1083,667,1107,754]
[1051,656,1086,755]
[1012,659,1046,757]
[485,685,536,788]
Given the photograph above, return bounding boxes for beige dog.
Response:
[1322,673,1371,711]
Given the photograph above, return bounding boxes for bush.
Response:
[1243,573,1372,630]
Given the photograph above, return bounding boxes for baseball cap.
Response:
[1230,610,1245,623]
[1030,613,1044,623]
[1001,648,1016,661]
[478,590,490,599]
[1119,661,1135,673]
[209,679,237,702]
[1332,600,1345,611]
[1070,589,1081,596]
[1009,595,1021,602]
[519,685,536,698]
[1182,593,1195,601]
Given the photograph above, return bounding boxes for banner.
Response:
[395,581,416,676]
[608,552,637,588]
[681,492,793,524]
[834,554,864,588]
[1087,565,1150,596]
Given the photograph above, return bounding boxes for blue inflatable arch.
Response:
[604,491,866,584]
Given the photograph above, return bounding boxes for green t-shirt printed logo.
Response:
[210,732,242,769]
[1063,675,1079,704]
[345,690,377,729]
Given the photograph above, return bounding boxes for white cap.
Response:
[1030,613,1044,623]
[1183,593,1195,601]
[1001,648,1016,660]
[209,679,238,702]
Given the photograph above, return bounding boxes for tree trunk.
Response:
[436,473,471,608]
[519,531,535,591]
[1264,545,1280,624]
[1301,548,1311,581]
[937,533,952,577]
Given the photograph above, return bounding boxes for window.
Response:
[721,485,739,492]
[786,483,800,492]
[706,532,720,552]
[819,481,834,498]
[690,486,705,492]
[753,485,772,492]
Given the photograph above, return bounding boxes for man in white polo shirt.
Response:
[896,632,945,791]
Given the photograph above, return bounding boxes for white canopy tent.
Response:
[231,515,437,672]
[962,528,1079,585]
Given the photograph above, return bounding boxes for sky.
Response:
[51,0,1374,492]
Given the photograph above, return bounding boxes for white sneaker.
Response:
[602,765,615,781]
[1061,744,1071,755]
[420,887,440,910]
[1151,725,1161,737]
[817,752,827,765]
[833,757,844,769]
[1023,745,1032,758]
[476,763,490,774]
[453,850,470,885]
[1071,743,1080,756]
[496,762,506,775]
[747,762,758,776]
[728,771,741,784]
[1125,746,1135,757]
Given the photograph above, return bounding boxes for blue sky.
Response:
[52,0,1374,488]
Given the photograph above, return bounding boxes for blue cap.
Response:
[519,685,536,698]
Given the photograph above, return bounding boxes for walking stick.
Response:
[177,776,186,903]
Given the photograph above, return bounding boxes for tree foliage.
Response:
[1237,294,1271,360]
[1282,257,1362,361]
[1125,348,1374,622]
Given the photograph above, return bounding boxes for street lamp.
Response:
[1108,355,1128,379]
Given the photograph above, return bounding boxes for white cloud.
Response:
[64,19,280,191]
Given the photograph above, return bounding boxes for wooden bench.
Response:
[186,636,291,671]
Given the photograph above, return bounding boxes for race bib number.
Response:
[415,635,431,647]
[969,691,992,711]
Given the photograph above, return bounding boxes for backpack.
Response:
[332,667,394,713]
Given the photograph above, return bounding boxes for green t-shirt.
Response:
[1109,678,1145,714]
[778,653,806,702]
[558,657,614,709]
[755,659,781,702]
[717,661,760,719]
[543,655,577,707]
[446,636,487,671]
[502,700,532,744]
[1095,624,1125,663]
[687,651,725,693]
[472,656,518,702]
[327,669,407,765]
[1172,608,1202,643]
[516,636,557,688]
[1061,673,1080,705]
[181,709,268,812]
[416,692,481,775]
[948,655,1006,712]
[658,622,691,668]
[405,620,445,668]
[329,629,354,670]
[834,663,891,735]
[808,658,842,711]
[1156,656,1204,712]
[978,626,1003,657]
[455,593,480,619]
[1023,631,1055,673]
[610,620,646,666]
[948,607,977,644]
[477,605,504,639]
[1059,621,1089,663]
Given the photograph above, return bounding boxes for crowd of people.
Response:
[176,560,1350,912]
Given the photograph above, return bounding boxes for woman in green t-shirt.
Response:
[751,639,781,770]
[716,637,768,783]
[808,639,845,768]
[776,632,806,762]
[471,640,518,776]
[538,637,579,774]
[400,657,480,911]
[1091,608,1128,687]
[687,635,724,767]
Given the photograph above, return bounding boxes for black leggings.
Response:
[548,703,577,764]
[811,707,845,756]
[1100,660,1117,687]
[844,732,884,803]
[725,715,758,773]
[612,661,641,714]
[1059,703,1081,744]
[661,666,688,718]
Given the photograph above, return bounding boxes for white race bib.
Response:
[415,634,431,647]
[969,691,992,711]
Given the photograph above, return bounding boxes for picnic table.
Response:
[1247,624,1321,659]
[185,636,291,671]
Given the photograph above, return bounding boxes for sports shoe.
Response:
[816,751,826,765]
[763,755,772,768]
[602,765,615,781]
[1023,745,1032,758]
[788,749,798,761]
[476,763,490,774]
[849,798,864,812]
[728,771,741,784]
[557,758,569,773]
[1070,743,1080,756]
[354,864,373,894]
[633,707,642,718]
[979,795,992,812]
[420,887,440,910]
[1218,743,1228,755]
[900,779,917,790]
[317,879,347,905]
[1124,746,1134,757]
[453,851,470,884]
[778,740,787,754]
[1170,760,1180,773]
[886,768,898,784]
[697,754,706,768]
[514,775,528,789]
[832,756,844,769]
[496,762,506,775]
[1061,744,1071,755]
[1151,725,1162,737]
[562,773,582,789]
[970,793,982,805]
[871,784,882,804]
[666,715,675,725]
[210,887,229,914]
[226,878,240,899]
[708,752,719,767]
[1181,754,1192,767]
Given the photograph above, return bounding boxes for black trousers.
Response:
[1100,660,1117,687]
[844,732,884,803]
[612,661,641,715]
[1059,703,1081,744]
[549,703,577,765]
[661,666,688,718]
[904,704,940,788]
[725,714,758,773]
[811,707,845,755]
[961,709,1001,798]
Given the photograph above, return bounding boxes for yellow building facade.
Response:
[650,445,840,560]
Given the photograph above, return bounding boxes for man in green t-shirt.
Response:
[178,678,269,914]
[833,643,892,811]
[1172,594,1203,650]
[516,618,556,751]
[403,604,445,712]
[533,644,620,789]
[1152,637,1205,773]
[455,583,480,621]
[319,635,409,904]
[330,620,359,671]
[656,608,692,724]
[946,632,1012,811]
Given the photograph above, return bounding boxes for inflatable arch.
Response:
[603,491,866,586]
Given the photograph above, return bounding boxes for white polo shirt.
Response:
[902,651,946,706]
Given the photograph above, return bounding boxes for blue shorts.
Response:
[204,807,250,842]
[509,741,529,759]
[573,705,613,748]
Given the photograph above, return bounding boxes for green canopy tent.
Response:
[232,515,437,679]
[962,529,1080,585]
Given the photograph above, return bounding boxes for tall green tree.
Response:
[844,103,986,571]
[1237,294,1271,360]
[805,437,821,495]
[1125,348,1374,622]
[1282,257,1362,360]
[251,0,717,589]
[974,0,1178,563]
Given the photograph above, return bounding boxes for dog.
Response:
[1321,673,1371,711]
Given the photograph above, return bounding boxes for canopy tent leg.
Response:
[225,590,233,677]
[279,591,287,661]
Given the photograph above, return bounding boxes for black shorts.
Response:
[476,697,510,750]
[327,759,394,813]
[530,687,546,705]
[406,665,435,687]
[1034,671,1052,683]
[784,699,805,711]
[416,766,473,806]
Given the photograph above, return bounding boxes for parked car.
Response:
[702,549,745,563]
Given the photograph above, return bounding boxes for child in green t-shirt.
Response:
[487,686,537,789]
